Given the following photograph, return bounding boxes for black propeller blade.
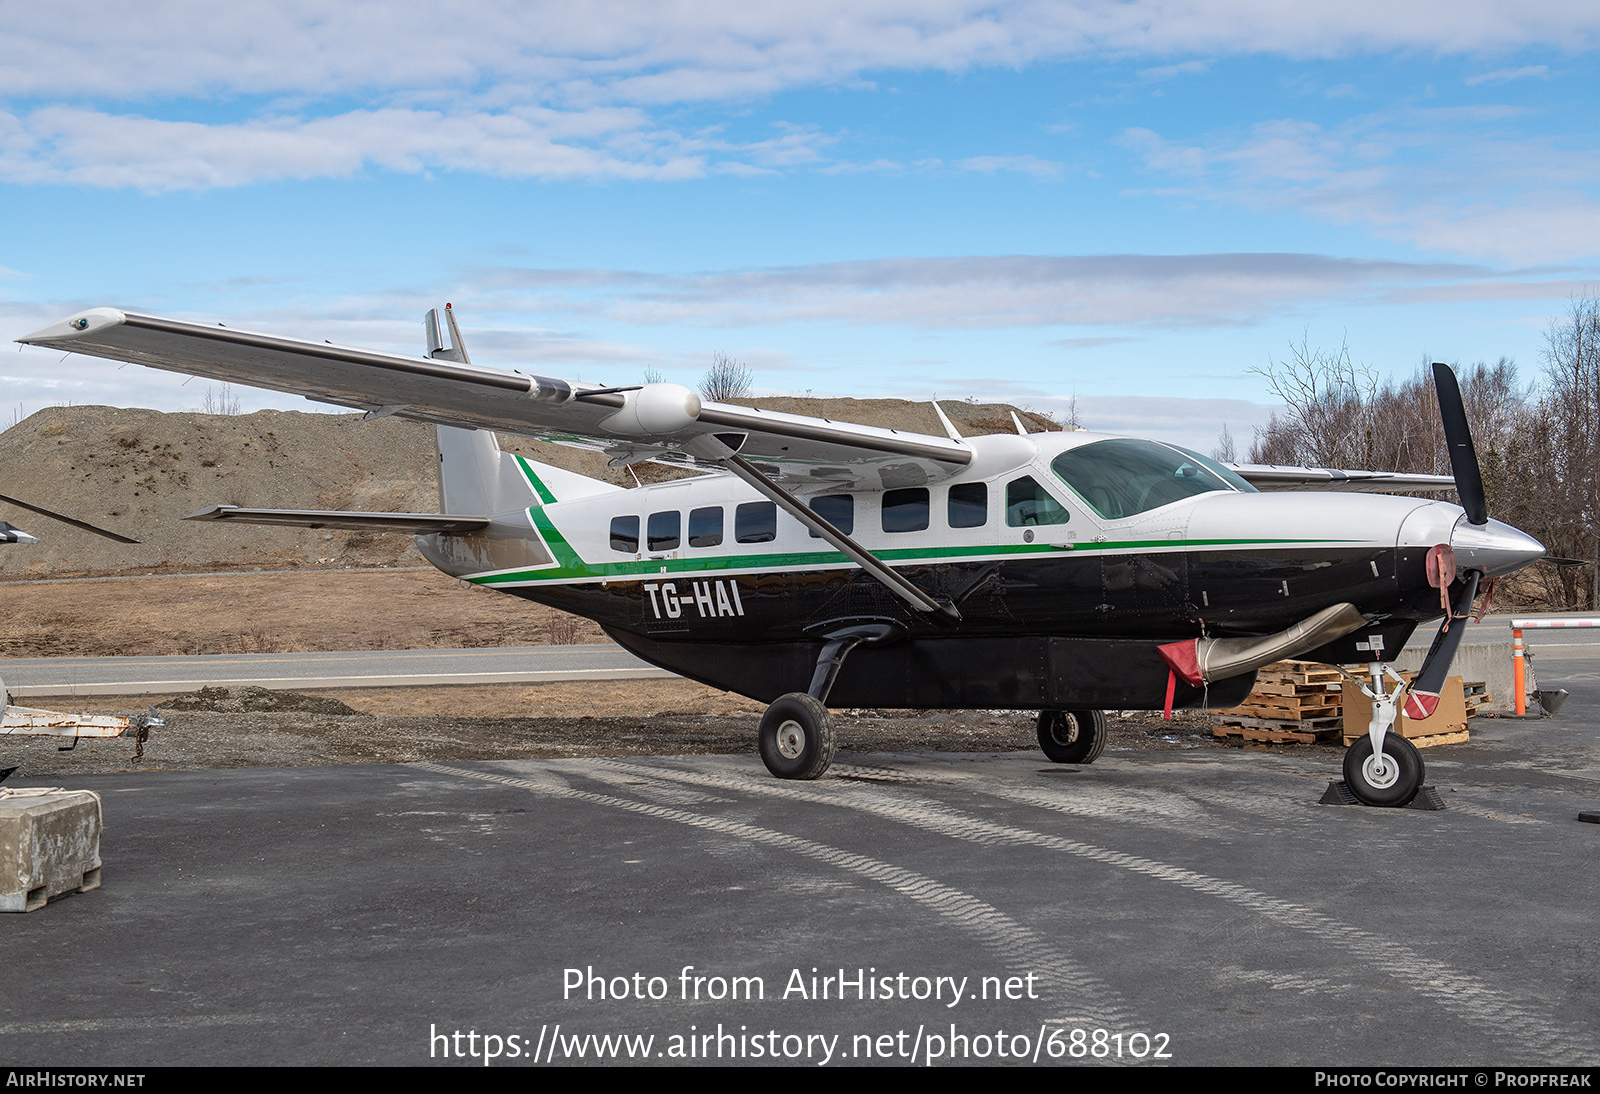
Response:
[1403,363,1491,721]
[1404,569,1481,720]
[1432,361,1488,526]
[0,492,138,544]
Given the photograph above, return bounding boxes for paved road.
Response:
[3,613,1597,698]
[0,644,671,697]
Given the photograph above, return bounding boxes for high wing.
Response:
[21,308,970,492]
[1228,463,1458,493]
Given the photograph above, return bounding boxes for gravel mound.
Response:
[159,686,368,715]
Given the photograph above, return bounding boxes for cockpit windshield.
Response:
[1050,439,1255,520]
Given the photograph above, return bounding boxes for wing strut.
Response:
[684,436,960,623]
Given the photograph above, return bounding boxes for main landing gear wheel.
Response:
[1342,733,1425,807]
[1036,709,1107,765]
[759,693,837,780]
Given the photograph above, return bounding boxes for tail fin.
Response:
[435,426,543,515]
[424,305,619,515]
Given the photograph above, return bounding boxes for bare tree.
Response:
[1536,293,1600,606]
[699,352,752,402]
[202,383,241,415]
[642,366,664,384]
[1212,422,1236,463]
[1248,334,1384,468]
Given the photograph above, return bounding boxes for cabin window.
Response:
[647,511,681,551]
[735,501,777,544]
[948,482,988,528]
[806,493,854,538]
[881,487,930,533]
[609,515,639,553]
[688,506,724,548]
[1005,475,1070,527]
[1051,438,1253,520]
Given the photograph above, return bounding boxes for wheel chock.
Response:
[1320,781,1447,810]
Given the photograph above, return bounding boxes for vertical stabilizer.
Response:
[435,425,541,516]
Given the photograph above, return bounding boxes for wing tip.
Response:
[18,307,128,346]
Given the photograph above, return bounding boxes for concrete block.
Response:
[0,789,103,912]
[1388,637,1530,715]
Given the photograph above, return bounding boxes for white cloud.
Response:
[1,4,1595,191]
[5,4,1596,102]
[956,154,1064,178]
[1465,65,1550,86]
[0,106,842,189]
[1120,106,1600,264]
[1137,60,1210,82]
[1069,393,1278,451]
[467,252,1544,330]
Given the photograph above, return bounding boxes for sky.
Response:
[2,2,1598,454]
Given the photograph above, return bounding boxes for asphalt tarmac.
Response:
[3,654,1597,1068]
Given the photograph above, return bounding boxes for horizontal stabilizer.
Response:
[183,505,490,534]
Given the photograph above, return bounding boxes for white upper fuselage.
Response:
[461,430,1539,591]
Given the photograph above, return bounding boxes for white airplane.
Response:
[20,306,1545,805]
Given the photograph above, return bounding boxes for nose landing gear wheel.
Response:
[1036,709,1107,764]
[1342,733,1425,807]
[759,693,837,780]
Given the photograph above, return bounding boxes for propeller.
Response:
[1403,363,1487,719]
[1432,361,1487,526]
[0,492,138,544]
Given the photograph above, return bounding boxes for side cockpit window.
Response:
[1005,476,1070,526]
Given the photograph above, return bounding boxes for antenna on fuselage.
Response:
[1009,411,1030,435]
[930,401,963,440]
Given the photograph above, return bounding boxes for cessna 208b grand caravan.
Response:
[21,306,1544,806]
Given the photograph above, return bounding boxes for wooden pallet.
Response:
[1213,660,1347,744]
[1214,662,1488,748]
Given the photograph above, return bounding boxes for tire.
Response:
[759,693,837,780]
[1036,709,1107,764]
[1343,733,1425,807]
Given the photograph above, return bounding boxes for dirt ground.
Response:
[0,568,607,657]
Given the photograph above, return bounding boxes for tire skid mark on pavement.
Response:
[411,760,1138,1033]
[597,758,1598,1065]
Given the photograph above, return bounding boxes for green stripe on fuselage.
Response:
[465,505,1357,586]
[514,456,558,505]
